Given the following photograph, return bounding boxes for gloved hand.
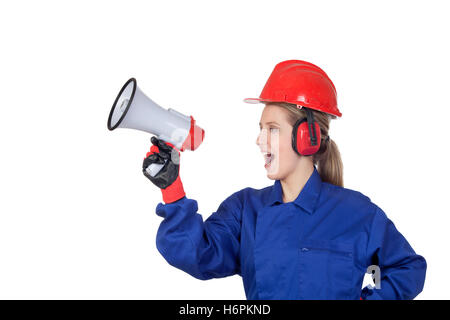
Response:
[143,136,186,203]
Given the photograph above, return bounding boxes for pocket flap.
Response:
[299,239,353,255]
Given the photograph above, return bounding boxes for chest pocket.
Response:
[298,239,354,300]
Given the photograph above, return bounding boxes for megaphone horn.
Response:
[108,78,205,176]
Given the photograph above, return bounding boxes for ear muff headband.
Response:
[305,108,317,146]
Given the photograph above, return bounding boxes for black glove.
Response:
[142,136,181,189]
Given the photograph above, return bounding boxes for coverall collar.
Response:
[267,166,322,215]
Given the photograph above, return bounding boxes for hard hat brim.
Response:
[243,97,342,118]
[243,98,271,104]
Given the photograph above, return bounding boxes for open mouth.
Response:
[264,152,275,166]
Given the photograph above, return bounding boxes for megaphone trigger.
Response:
[143,151,167,178]
[145,162,166,178]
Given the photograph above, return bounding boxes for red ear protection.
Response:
[292,108,321,156]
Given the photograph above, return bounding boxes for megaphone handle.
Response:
[145,161,166,177]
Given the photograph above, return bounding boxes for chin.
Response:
[264,158,289,180]
[266,167,285,180]
[266,173,277,180]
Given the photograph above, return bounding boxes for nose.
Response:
[256,128,269,148]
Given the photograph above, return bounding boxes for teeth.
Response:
[264,153,273,164]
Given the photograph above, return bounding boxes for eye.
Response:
[269,128,279,133]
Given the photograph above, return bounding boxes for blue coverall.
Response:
[155,166,427,299]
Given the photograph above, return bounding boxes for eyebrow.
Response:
[259,121,280,127]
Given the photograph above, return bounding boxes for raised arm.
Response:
[155,194,242,280]
[142,137,242,280]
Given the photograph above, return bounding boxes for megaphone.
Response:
[107,78,205,177]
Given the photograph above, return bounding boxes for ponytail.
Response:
[314,137,344,187]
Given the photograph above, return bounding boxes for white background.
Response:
[0,0,448,299]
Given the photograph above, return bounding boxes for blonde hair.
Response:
[266,102,344,187]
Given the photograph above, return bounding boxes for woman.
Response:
[142,60,427,300]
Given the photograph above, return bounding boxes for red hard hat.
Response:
[244,60,342,117]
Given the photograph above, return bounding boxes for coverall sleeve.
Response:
[361,205,427,300]
[154,192,243,280]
